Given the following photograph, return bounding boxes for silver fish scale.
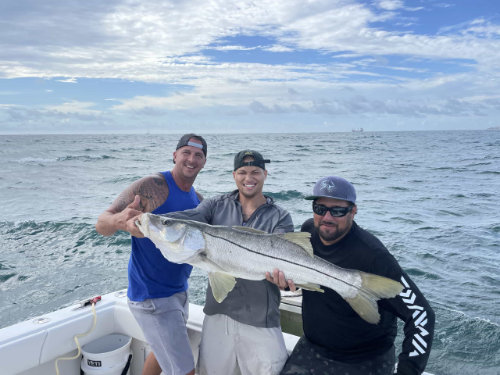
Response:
[199,224,363,299]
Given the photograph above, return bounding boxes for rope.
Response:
[55,302,97,375]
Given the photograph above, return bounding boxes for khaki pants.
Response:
[197,314,288,375]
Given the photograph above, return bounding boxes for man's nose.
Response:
[323,210,336,220]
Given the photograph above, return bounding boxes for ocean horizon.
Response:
[1,130,499,374]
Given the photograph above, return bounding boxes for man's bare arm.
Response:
[95,174,169,236]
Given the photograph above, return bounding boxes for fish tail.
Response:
[345,272,403,324]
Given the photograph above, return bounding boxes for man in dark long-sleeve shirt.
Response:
[268,176,435,375]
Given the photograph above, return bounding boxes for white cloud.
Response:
[57,78,78,83]
[1,0,498,80]
[46,101,101,116]
[264,45,294,53]
[375,0,404,11]
[0,0,499,133]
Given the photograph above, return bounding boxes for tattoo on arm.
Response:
[108,174,169,214]
[134,175,169,212]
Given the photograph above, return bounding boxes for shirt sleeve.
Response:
[164,197,214,223]
[272,210,294,233]
[382,268,435,375]
[300,218,314,233]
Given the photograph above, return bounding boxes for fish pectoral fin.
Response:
[232,226,267,234]
[280,232,314,257]
[295,283,324,293]
[345,293,380,324]
[208,272,237,303]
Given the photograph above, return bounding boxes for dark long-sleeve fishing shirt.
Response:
[301,219,435,375]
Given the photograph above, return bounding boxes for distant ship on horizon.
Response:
[352,127,364,132]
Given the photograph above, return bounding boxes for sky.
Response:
[0,0,499,134]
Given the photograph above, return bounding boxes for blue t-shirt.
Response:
[127,171,200,301]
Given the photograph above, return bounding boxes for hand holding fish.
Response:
[96,195,144,237]
[122,196,144,237]
[127,214,144,238]
[266,269,297,292]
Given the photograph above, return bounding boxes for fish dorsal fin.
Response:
[232,226,267,234]
[280,232,314,257]
[208,272,237,303]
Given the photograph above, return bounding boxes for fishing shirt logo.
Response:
[399,276,431,357]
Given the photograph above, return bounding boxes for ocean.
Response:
[0,131,499,375]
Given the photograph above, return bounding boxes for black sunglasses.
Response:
[313,202,353,217]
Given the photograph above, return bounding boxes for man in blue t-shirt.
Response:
[126,150,294,375]
[96,134,207,375]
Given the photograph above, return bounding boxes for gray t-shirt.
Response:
[167,190,294,328]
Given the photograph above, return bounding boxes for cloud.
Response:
[2,0,497,81]
[375,0,404,11]
[57,78,78,83]
[45,100,101,115]
[0,0,499,133]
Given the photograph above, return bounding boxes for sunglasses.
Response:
[313,203,353,217]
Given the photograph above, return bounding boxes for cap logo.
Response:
[321,180,336,192]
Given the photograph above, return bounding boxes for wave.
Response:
[17,157,57,165]
[0,220,130,248]
[388,186,410,191]
[56,155,115,162]
[420,303,500,375]
[478,170,500,175]
[17,154,115,165]
[265,190,303,201]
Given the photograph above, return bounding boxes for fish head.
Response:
[136,213,205,263]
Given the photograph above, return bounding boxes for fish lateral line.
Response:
[203,231,364,290]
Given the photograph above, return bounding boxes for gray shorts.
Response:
[128,292,194,375]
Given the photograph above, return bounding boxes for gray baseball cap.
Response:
[305,176,356,204]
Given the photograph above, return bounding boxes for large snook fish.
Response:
[136,213,403,324]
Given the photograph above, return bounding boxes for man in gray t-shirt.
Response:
[163,150,293,375]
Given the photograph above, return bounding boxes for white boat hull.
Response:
[0,290,298,375]
[0,289,433,375]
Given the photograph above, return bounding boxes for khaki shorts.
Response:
[198,313,288,375]
[128,292,194,375]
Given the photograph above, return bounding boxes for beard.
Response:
[315,220,350,244]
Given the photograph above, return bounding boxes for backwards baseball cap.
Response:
[176,133,208,156]
[305,176,356,204]
[234,150,270,171]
